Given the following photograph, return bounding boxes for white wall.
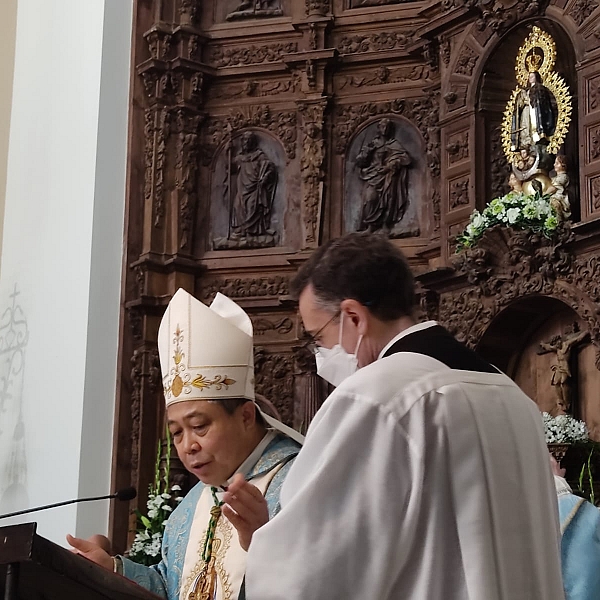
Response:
[0,0,18,270]
[0,0,133,545]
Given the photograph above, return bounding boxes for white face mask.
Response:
[315,314,363,387]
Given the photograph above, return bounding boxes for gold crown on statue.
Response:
[526,51,543,73]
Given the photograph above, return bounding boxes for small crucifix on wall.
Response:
[537,322,590,417]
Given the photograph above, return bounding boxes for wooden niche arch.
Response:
[428,223,600,439]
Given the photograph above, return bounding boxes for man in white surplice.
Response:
[245,232,564,600]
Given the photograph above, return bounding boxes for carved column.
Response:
[293,344,327,432]
[299,100,328,247]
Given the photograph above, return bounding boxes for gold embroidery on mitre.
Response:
[183,521,234,600]
[163,326,237,400]
[191,375,237,391]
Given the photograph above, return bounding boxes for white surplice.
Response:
[246,343,564,599]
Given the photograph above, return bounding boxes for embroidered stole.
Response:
[179,465,285,600]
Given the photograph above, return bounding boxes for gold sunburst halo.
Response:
[502,28,572,163]
[515,26,556,87]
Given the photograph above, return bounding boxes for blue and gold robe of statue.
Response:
[556,476,600,600]
[120,434,300,600]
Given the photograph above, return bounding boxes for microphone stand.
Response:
[0,489,135,520]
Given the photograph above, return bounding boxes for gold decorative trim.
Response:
[514,27,556,87]
[501,27,572,164]
[182,519,234,600]
[163,325,237,399]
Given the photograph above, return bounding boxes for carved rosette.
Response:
[454,45,478,76]
[299,100,327,246]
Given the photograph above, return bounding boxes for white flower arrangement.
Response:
[456,191,560,250]
[542,412,589,444]
[127,429,183,566]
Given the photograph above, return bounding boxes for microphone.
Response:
[0,487,137,520]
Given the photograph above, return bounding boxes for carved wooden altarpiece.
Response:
[111,0,600,549]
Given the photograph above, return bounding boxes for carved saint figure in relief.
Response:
[547,155,571,220]
[230,131,277,240]
[226,0,283,20]
[356,118,411,234]
[511,69,557,153]
[537,323,589,415]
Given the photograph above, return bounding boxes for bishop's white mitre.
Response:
[157,288,304,443]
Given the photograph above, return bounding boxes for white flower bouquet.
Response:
[542,412,589,444]
[127,430,183,566]
[456,191,560,251]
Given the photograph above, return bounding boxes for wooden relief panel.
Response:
[210,130,288,250]
[344,117,424,238]
[214,0,288,22]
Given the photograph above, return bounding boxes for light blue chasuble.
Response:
[556,476,600,600]
[120,434,301,600]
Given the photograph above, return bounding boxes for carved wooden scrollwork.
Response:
[199,275,290,303]
[592,177,600,211]
[590,78,600,112]
[299,101,327,246]
[339,65,433,90]
[439,227,600,367]
[254,348,295,426]
[144,108,171,228]
[253,317,294,336]
[203,105,297,164]
[442,0,549,34]
[568,0,596,26]
[339,32,413,55]
[446,131,469,164]
[173,109,204,250]
[180,0,201,25]
[129,346,162,478]
[209,43,298,68]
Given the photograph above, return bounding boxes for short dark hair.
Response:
[291,232,415,321]
[211,398,246,415]
[209,398,266,426]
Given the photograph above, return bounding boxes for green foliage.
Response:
[456,191,561,251]
[127,427,182,566]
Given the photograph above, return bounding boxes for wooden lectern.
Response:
[0,522,163,600]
